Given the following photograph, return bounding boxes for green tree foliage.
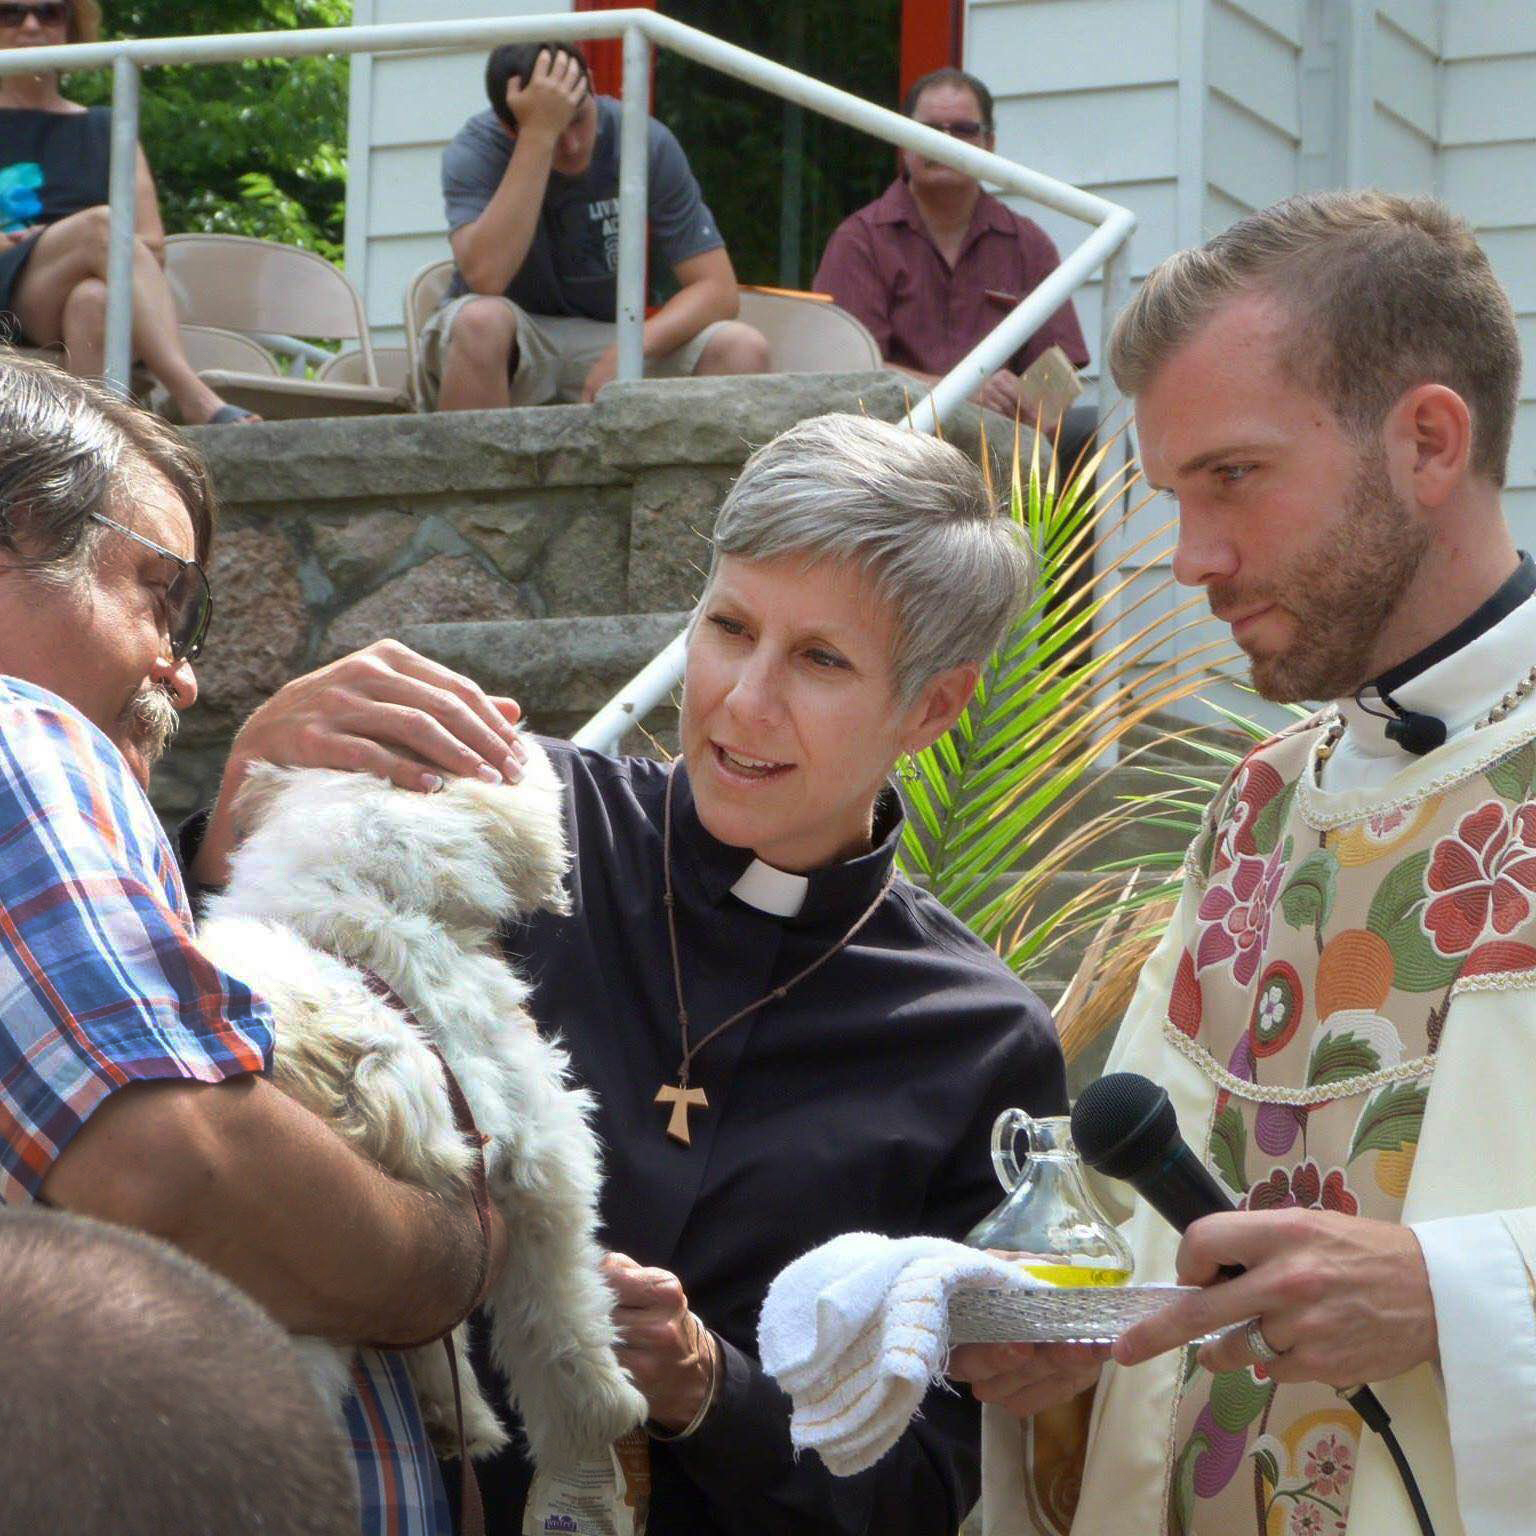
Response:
[70,0,350,260]
[655,0,901,289]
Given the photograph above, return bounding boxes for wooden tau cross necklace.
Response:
[656,764,894,1146]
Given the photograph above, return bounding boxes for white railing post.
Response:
[571,630,689,750]
[616,24,650,383]
[104,53,140,396]
[1091,237,1136,759]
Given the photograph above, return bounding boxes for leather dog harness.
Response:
[360,969,495,1536]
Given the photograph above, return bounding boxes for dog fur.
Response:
[196,745,647,1467]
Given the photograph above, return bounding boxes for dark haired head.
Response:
[0,1210,358,1536]
[902,67,994,133]
[485,42,592,132]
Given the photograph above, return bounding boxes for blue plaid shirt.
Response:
[0,678,450,1535]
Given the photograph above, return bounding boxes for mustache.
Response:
[119,684,181,769]
[1207,581,1276,615]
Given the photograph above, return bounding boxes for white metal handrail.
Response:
[2,13,1135,752]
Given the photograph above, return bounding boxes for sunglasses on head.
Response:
[0,2,68,27]
[917,119,988,142]
[89,511,214,663]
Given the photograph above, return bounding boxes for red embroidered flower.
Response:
[1423,800,1536,957]
[1170,949,1202,1038]
[1290,1505,1328,1536]
[1213,759,1286,872]
[1196,842,1287,987]
[1244,1160,1358,1217]
[1290,1503,1328,1536]
[1304,1431,1354,1497]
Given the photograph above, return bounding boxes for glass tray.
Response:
[947,1282,1200,1345]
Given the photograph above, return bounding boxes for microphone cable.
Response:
[1344,1383,1436,1536]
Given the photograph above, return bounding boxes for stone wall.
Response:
[160,371,1011,825]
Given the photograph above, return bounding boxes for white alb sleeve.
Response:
[1409,1211,1536,1535]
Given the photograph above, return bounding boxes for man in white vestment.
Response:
[953,190,1536,1536]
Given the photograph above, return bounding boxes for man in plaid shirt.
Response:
[0,354,510,1536]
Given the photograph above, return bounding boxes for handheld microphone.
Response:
[1071,1070,1240,1245]
[1071,1072,1436,1536]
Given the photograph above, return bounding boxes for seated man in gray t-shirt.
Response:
[421,43,769,410]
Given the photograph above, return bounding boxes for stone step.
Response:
[400,611,690,748]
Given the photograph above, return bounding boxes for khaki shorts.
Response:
[417,294,727,408]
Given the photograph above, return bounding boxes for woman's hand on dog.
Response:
[603,1252,720,1431]
[194,640,528,886]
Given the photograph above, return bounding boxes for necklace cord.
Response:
[661,764,894,1086]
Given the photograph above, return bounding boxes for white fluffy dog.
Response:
[196,744,647,1467]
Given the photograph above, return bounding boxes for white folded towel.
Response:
[758,1232,1038,1476]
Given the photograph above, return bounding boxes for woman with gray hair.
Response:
[194,410,1068,1535]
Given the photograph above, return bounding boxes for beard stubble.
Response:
[1210,453,1432,704]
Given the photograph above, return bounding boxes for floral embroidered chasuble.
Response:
[1163,715,1536,1536]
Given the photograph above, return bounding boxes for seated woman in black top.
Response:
[187,412,1069,1534]
[0,0,254,424]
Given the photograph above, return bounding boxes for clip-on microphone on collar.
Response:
[1353,689,1447,756]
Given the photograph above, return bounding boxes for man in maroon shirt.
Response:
[814,67,1090,424]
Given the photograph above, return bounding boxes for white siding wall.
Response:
[1205,0,1303,231]
[345,0,573,346]
[1370,2,1437,191]
[1441,1,1536,538]
[966,0,1184,391]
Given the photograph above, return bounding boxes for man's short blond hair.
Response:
[1108,190,1521,485]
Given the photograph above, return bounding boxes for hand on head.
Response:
[194,640,526,887]
[946,1340,1107,1419]
[505,47,589,141]
[1111,1207,1438,1386]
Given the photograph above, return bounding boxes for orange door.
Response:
[900,0,964,96]
[572,0,658,98]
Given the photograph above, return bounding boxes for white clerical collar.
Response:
[730,858,810,917]
[1336,583,1536,761]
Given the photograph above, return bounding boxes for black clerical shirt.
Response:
[469,742,1067,1535]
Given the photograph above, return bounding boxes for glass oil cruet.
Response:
[964,1109,1134,1286]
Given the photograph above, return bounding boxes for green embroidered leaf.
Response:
[1364,850,1461,992]
[1348,1081,1430,1163]
[1486,741,1536,802]
[1251,1445,1280,1493]
[1251,779,1299,855]
[1209,1367,1275,1433]
[1210,1104,1250,1194]
[1280,848,1339,930]
[1306,1030,1383,1089]
[1182,1342,1202,1385]
[1169,1431,1207,1536]
[1366,850,1430,936]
